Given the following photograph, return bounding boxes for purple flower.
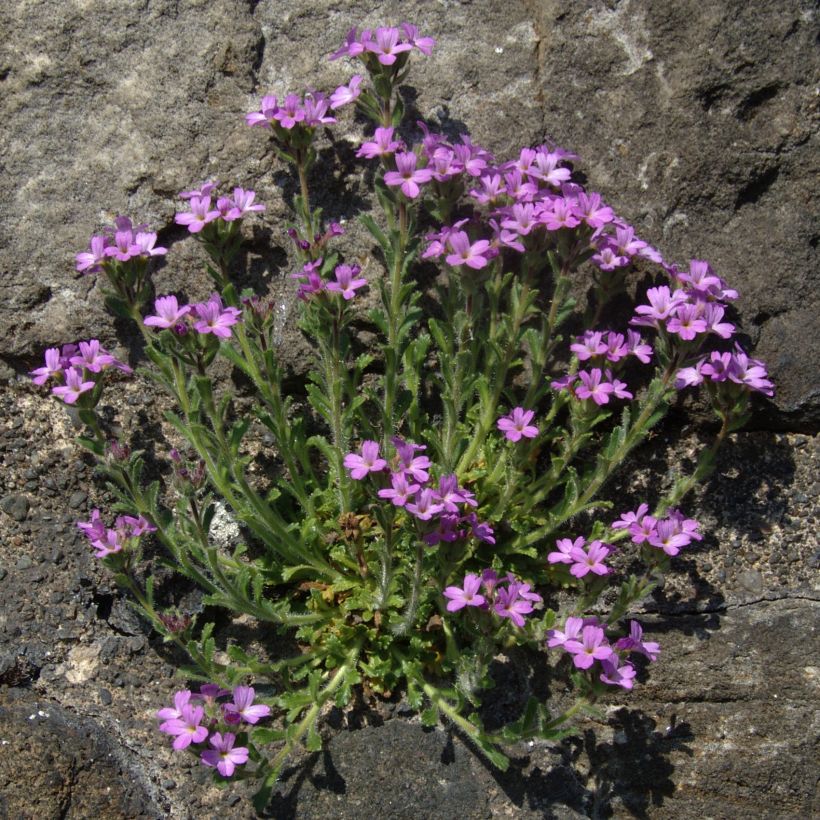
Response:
[727,346,775,396]
[496,407,539,442]
[569,540,612,578]
[52,367,95,405]
[600,656,637,689]
[377,472,420,507]
[144,295,191,329]
[329,27,371,61]
[493,581,539,628]
[326,264,367,300]
[575,369,615,405]
[357,126,402,159]
[443,573,486,612]
[75,235,109,274]
[77,509,106,543]
[103,229,138,262]
[384,152,433,199]
[344,441,387,479]
[30,347,64,385]
[615,620,660,661]
[180,181,220,199]
[633,286,688,326]
[156,690,192,724]
[132,231,167,258]
[245,95,278,127]
[571,331,608,361]
[400,23,436,55]
[274,93,306,129]
[433,474,477,513]
[628,514,658,544]
[626,330,653,364]
[223,686,271,725]
[648,518,693,556]
[225,187,265,220]
[405,488,445,521]
[547,616,586,649]
[462,513,494,545]
[575,191,614,229]
[548,536,585,565]
[89,528,125,558]
[302,92,336,126]
[201,732,249,778]
[565,625,613,669]
[175,196,220,234]
[69,340,115,373]
[612,504,650,530]
[366,26,413,65]
[193,294,241,339]
[330,75,363,109]
[675,362,705,389]
[666,303,708,341]
[445,231,492,270]
[540,198,581,231]
[192,683,231,707]
[392,438,430,482]
[161,704,209,750]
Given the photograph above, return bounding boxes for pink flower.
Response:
[175,196,220,233]
[569,540,612,578]
[366,26,413,65]
[326,264,367,300]
[330,75,363,109]
[223,686,271,725]
[344,441,387,479]
[443,573,486,612]
[565,625,613,669]
[384,151,433,199]
[51,367,95,405]
[75,235,109,273]
[201,732,249,778]
[497,407,539,442]
[445,230,492,270]
[357,126,403,159]
[144,295,191,329]
[548,536,585,565]
[161,704,209,750]
[192,294,241,339]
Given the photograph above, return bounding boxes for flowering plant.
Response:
[33,25,773,812]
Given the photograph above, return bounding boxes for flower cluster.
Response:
[245,91,338,132]
[551,367,634,406]
[156,685,271,778]
[675,345,774,396]
[444,569,543,628]
[144,293,241,339]
[75,216,167,274]
[175,182,265,234]
[77,508,156,558]
[290,260,368,302]
[30,340,132,405]
[548,536,613,578]
[343,438,494,546]
[612,505,702,556]
[329,24,436,65]
[547,617,659,689]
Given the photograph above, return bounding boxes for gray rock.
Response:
[0,690,164,818]
[0,493,29,522]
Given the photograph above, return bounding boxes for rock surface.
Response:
[0,1,817,818]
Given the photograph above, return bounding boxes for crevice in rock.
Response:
[734,165,780,209]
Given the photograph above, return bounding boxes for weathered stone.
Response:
[0,691,163,818]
